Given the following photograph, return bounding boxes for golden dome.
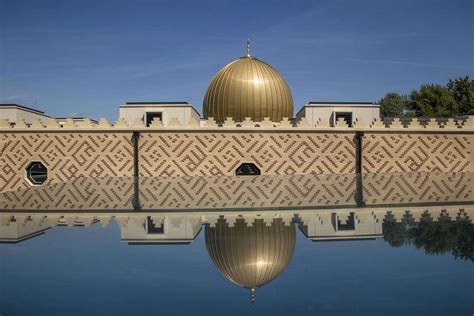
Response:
[203,47,294,123]
[205,217,296,290]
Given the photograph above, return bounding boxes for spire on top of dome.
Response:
[251,287,256,304]
[246,38,251,57]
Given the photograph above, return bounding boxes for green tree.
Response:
[379,92,410,118]
[382,217,474,262]
[409,84,458,117]
[447,76,474,115]
[382,219,409,247]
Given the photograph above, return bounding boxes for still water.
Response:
[1,173,473,315]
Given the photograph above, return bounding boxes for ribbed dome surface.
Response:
[203,56,294,123]
[205,218,296,289]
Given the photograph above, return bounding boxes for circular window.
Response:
[26,161,48,185]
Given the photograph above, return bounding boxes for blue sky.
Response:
[1,0,473,121]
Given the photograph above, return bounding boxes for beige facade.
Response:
[0,215,50,242]
[0,104,99,128]
[118,102,200,127]
[362,133,473,173]
[0,131,134,192]
[0,172,471,212]
[119,214,202,244]
[55,117,98,127]
[296,102,380,127]
[298,211,384,241]
[0,104,50,127]
[0,116,473,193]
[1,208,472,243]
[138,131,355,177]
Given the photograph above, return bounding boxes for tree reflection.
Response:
[382,213,473,262]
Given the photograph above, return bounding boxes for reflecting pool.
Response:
[1,173,473,315]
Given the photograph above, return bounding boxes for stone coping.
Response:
[1,207,472,227]
[0,116,473,131]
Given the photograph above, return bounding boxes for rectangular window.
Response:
[335,112,353,127]
[146,217,164,234]
[145,112,163,127]
[337,213,355,231]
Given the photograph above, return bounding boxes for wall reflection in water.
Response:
[0,171,473,308]
[1,208,472,301]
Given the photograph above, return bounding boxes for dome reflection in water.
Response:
[205,217,296,303]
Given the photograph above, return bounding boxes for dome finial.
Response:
[250,287,256,304]
[246,38,251,57]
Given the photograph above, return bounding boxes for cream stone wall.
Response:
[138,132,355,177]
[0,215,50,242]
[0,173,471,211]
[1,207,472,234]
[119,103,200,127]
[0,105,50,126]
[120,214,202,244]
[0,116,473,194]
[0,129,134,192]
[362,133,474,173]
[296,103,380,127]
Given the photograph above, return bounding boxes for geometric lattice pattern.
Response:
[0,133,134,192]
[362,134,473,173]
[139,132,356,177]
[1,129,473,195]
[0,174,357,211]
[1,172,472,211]
[138,174,357,209]
[0,177,134,210]
[362,172,473,205]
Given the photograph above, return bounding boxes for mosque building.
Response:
[0,41,471,192]
[0,40,380,128]
[0,42,473,306]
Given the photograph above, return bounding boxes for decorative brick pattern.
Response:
[139,132,356,177]
[0,174,357,210]
[362,134,474,173]
[362,172,473,205]
[0,133,134,192]
[138,174,357,209]
[0,178,134,210]
[1,173,471,211]
[0,120,473,195]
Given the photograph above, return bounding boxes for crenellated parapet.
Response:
[2,207,473,234]
[0,116,473,131]
[2,208,472,249]
[2,207,472,229]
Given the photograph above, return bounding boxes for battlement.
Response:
[0,116,473,131]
